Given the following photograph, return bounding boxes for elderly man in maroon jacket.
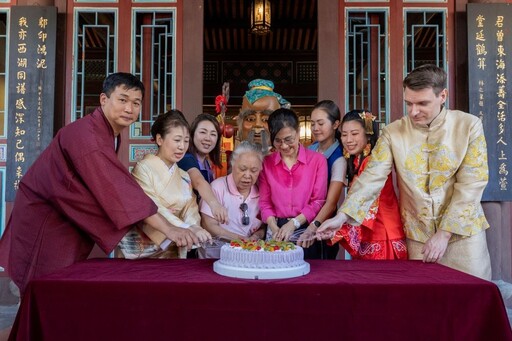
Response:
[0,72,198,295]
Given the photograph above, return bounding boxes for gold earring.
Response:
[343,148,350,159]
[363,143,371,157]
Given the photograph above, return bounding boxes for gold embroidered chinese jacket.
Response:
[340,108,489,243]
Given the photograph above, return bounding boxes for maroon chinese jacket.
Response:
[0,108,157,293]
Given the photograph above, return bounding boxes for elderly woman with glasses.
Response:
[198,141,266,258]
[259,108,328,259]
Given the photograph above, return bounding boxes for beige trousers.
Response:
[407,230,492,280]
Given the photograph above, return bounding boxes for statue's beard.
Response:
[247,129,270,154]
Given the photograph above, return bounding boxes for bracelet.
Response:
[291,218,301,230]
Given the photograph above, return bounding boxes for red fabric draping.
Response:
[10,259,512,341]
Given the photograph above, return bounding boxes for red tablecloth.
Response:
[10,259,512,341]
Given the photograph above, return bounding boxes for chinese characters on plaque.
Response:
[6,7,56,201]
[468,4,511,201]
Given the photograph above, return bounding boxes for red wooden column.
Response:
[182,0,203,123]
[317,0,340,106]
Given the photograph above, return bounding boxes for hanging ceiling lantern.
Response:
[251,0,271,35]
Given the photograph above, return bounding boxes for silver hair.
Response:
[230,140,264,167]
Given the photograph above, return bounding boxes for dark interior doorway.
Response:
[202,0,318,121]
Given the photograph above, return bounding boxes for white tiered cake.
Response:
[213,240,310,279]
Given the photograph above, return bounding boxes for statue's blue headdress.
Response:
[243,79,290,108]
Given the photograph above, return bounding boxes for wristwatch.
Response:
[313,220,321,228]
[291,218,301,229]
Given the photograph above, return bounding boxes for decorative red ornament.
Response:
[215,95,228,115]
[223,124,234,138]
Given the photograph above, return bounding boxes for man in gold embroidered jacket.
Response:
[318,64,491,280]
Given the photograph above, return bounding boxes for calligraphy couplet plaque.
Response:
[468,4,512,201]
[6,6,56,201]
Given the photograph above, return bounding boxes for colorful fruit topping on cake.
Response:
[229,239,296,252]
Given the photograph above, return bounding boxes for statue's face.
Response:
[239,96,280,146]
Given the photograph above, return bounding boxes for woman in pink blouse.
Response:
[259,108,328,259]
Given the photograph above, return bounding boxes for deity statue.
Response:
[237,79,290,153]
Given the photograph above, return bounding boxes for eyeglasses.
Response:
[240,202,250,226]
[273,134,296,146]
